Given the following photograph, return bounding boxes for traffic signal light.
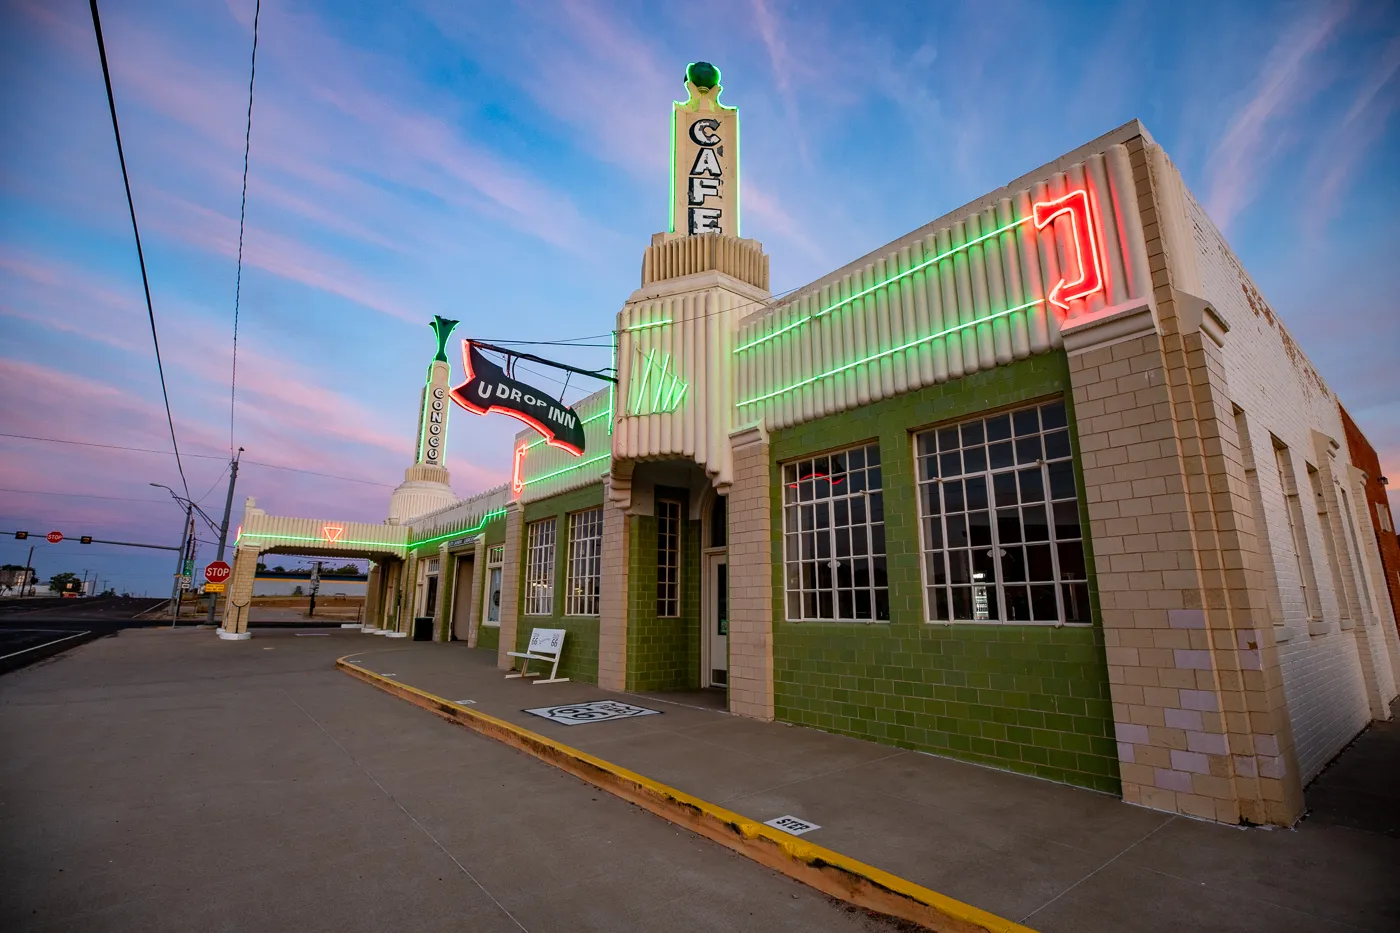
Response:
[80,536,93,544]
[14,531,27,540]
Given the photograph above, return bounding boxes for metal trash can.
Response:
[413,616,433,641]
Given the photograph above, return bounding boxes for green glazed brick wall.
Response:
[476,517,507,653]
[626,512,702,692]
[768,352,1119,793]
[507,484,605,684]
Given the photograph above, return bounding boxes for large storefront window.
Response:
[656,500,681,617]
[915,400,1090,624]
[782,442,888,622]
[483,545,503,627]
[524,519,556,616]
[565,508,603,616]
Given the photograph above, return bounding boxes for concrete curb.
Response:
[336,656,1038,933]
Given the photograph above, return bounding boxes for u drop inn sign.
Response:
[450,341,586,456]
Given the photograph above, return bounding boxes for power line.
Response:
[0,433,395,488]
[229,0,262,452]
[87,0,191,502]
[0,488,169,503]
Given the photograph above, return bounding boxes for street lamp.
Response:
[151,483,198,627]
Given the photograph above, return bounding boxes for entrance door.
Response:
[452,557,474,641]
[704,554,728,687]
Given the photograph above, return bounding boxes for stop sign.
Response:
[204,561,232,585]
[46,531,63,544]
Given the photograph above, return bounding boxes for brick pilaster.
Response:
[727,425,774,720]
[496,503,524,670]
[363,563,382,630]
[597,489,630,690]
[1065,136,1306,826]
[465,538,486,648]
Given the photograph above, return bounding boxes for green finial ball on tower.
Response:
[686,61,720,90]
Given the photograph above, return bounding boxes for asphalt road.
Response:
[0,597,166,674]
[0,628,908,932]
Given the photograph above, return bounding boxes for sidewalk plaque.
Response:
[523,700,661,726]
[764,815,820,836]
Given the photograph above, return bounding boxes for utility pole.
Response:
[205,448,243,626]
[22,545,34,596]
[308,560,321,618]
[169,502,193,626]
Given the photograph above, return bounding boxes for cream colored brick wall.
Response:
[597,494,629,691]
[1175,157,1396,781]
[496,504,524,671]
[726,426,774,720]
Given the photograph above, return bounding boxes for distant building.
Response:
[1340,407,1400,638]
[249,570,367,597]
[0,567,36,594]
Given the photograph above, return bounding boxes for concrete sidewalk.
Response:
[340,640,1399,933]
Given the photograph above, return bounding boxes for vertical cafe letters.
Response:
[688,118,724,235]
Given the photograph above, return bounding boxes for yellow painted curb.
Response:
[337,656,1039,933]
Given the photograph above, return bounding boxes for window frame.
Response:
[780,440,889,623]
[656,499,682,618]
[482,545,505,627]
[914,399,1091,627]
[523,518,557,617]
[564,507,603,617]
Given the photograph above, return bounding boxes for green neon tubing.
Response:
[652,352,670,411]
[239,508,507,552]
[668,107,678,234]
[734,215,1031,354]
[737,298,1045,407]
[625,319,672,332]
[523,452,610,486]
[409,508,508,549]
[240,532,405,548]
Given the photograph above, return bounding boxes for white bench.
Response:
[506,628,569,684]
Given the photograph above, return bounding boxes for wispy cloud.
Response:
[1205,1,1350,231]
[1306,33,1400,231]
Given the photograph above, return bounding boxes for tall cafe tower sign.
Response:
[671,62,738,237]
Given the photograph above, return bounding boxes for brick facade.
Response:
[1340,407,1400,645]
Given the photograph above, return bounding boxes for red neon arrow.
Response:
[1033,189,1103,311]
[511,442,528,496]
[322,524,344,544]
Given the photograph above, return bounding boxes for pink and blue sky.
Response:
[1,0,1397,595]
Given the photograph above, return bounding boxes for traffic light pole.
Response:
[206,449,243,627]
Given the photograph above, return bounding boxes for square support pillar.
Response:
[218,546,258,638]
[726,425,774,721]
[496,503,525,670]
[597,489,630,691]
[465,537,487,648]
[434,543,452,643]
[363,563,382,631]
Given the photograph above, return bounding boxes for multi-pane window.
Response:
[565,508,603,616]
[782,442,888,621]
[524,519,556,616]
[483,545,504,626]
[656,500,681,617]
[916,400,1089,624]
